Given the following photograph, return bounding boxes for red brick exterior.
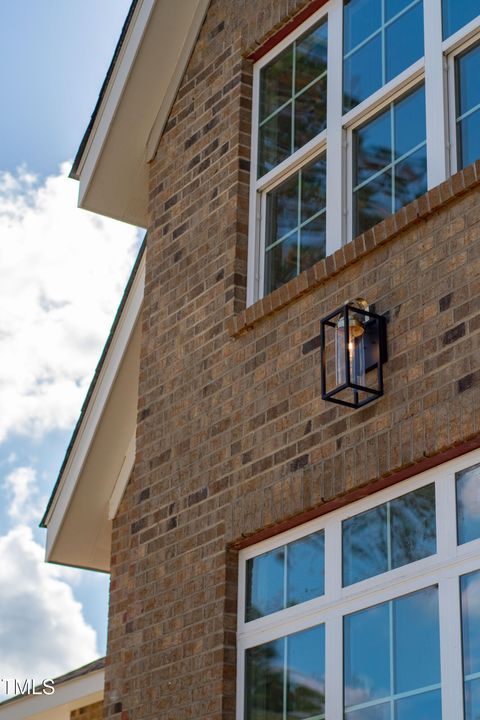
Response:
[104,1,480,718]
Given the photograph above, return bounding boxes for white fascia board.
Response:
[145,0,211,161]
[76,0,155,196]
[44,253,145,561]
[75,0,210,226]
[0,670,104,720]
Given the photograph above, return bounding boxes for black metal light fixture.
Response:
[320,298,387,408]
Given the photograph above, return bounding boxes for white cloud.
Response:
[3,466,44,524]
[0,525,98,684]
[0,163,141,443]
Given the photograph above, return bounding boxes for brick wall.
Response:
[104,0,480,718]
[71,701,103,720]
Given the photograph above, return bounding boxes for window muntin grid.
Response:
[237,452,480,720]
[264,153,327,294]
[246,529,325,621]
[343,0,424,112]
[258,18,328,178]
[248,1,480,305]
[352,84,427,236]
[342,482,436,587]
[245,624,326,720]
[344,586,441,719]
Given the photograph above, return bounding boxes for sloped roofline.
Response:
[40,237,146,528]
[70,0,139,181]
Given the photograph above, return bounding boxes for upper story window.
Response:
[247,0,480,305]
[237,451,480,720]
[343,0,424,111]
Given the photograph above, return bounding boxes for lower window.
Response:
[238,452,480,719]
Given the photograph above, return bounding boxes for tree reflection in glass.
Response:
[246,625,325,720]
[353,85,427,237]
[343,483,436,586]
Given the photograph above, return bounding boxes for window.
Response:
[247,1,480,304]
[237,451,480,719]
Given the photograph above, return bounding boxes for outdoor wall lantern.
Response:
[320,298,388,409]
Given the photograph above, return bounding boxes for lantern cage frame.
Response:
[320,302,388,408]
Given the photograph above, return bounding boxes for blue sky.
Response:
[0,0,140,689]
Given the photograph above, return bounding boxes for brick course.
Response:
[103,1,480,718]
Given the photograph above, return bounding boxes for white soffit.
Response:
[0,670,104,720]
[75,0,210,227]
[43,255,145,572]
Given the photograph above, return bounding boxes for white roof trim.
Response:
[145,0,211,161]
[43,253,145,563]
[74,0,211,226]
[76,0,154,201]
[0,669,104,720]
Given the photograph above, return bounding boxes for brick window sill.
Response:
[227,161,480,338]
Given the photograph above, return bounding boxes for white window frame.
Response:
[247,0,480,306]
[236,447,480,720]
[445,22,480,175]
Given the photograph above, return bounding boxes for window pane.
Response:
[465,678,480,720]
[301,155,327,221]
[395,689,442,720]
[264,232,298,294]
[344,588,441,717]
[344,35,382,111]
[343,484,436,586]
[258,105,292,178]
[300,214,326,272]
[456,463,480,545]
[246,530,325,621]
[394,147,427,211]
[457,43,480,118]
[385,0,413,20]
[393,586,440,693]
[343,504,388,586]
[458,111,480,169]
[287,531,325,606]
[385,3,424,83]
[266,173,298,245]
[353,85,426,236]
[260,47,293,121]
[354,169,392,236]
[390,483,436,569]
[456,43,480,170]
[346,705,390,720]
[442,0,480,39]
[344,0,381,54]
[344,602,390,707]
[287,625,326,718]
[245,638,285,720]
[343,0,424,111]
[355,108,391,185]
[295,20,328,94]
[461,570,480,677]
[258,20,328,177]
[246,626,325,720]
[264,153,326,293]
[246,548,284,621]
[394,86,426,158]
[295,75,327,150]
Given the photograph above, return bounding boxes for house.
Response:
[42,0,480,718]
[0,659,104,720]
